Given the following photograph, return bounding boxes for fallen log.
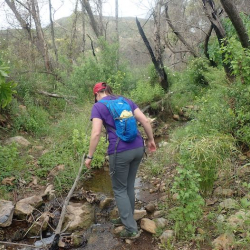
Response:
[37,90,76,99]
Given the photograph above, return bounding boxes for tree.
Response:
[164,2,198,58]
[220,0,250,49]
[5,0,53,72]
[82,0,102,37]
[136,17,168,91]
[201,0,232,78]
[49,0,58,63]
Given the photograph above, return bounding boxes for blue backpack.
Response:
[99,97,138,142]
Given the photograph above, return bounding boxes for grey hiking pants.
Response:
[109,147,144,233]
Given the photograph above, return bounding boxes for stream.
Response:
[1,152,165,250]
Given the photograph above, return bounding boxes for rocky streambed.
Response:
[0,164,171,250]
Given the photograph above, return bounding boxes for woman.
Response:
[85,82,156,239]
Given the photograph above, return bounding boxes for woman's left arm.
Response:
[85,118,103,168]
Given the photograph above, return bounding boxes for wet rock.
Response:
[0,200,14,227]
[145,203,155,213]
[140,218,156,234]
[212,233,234,250]
[219,199,238,209]
[14,195,43,219]
[5,136,31,147]
[63,202,94,232]
[99,197,113,210]
[154,218,168,228]
[160,230,174,243]
[134,209,147,221]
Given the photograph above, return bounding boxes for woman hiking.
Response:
[85,82,156,239]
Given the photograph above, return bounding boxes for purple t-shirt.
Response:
[91,95,144,155]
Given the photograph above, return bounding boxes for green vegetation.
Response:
[1,7,250,249]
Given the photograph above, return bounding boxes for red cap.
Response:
[93,82,106,102]
[93,82,106,95]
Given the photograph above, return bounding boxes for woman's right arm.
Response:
[134,108,156,152]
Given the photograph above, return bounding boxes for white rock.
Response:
[0,200,14,227]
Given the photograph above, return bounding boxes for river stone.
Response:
[0,200,14,227]
[160,230,174,243]
[154,218,168,228]
[14,195,43,218]
[145,203,156,213]
[63,202,94,232]
[152,210,165,218]
[140,218,156,234]
[134,209,147,221]
[5,136,31,147]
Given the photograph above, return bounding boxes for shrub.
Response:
[129,80,164,105]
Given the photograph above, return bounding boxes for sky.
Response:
[0,0,153,30]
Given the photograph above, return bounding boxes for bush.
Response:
[129,80,164,105]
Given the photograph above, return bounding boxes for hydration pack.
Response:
[99,97,138,142]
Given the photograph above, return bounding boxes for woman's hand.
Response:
[147,139,156,152]
[85,158,92,169]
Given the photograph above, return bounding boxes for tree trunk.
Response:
[5,0,32,41]
[81,0,86,53]
[136,17,168,91]
[164,3,198,58]
[220,0,250,49]
[97,0,104,36]
[202,0,233,78]
[49,0,58,63]
[204,24,217,66]
[83,0,101,37]
[30,0,52,72]
[68,0,79,60]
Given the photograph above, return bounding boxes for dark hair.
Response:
[99,82,113,95]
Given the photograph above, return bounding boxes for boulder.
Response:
[140,218,156,234]
[14,195,43,219]
[63,202,94,232]
[0,200,14,227]
[5,136,31,147]
[134,209,147,221]
[145,203,156,213]
[154,218,168,228]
